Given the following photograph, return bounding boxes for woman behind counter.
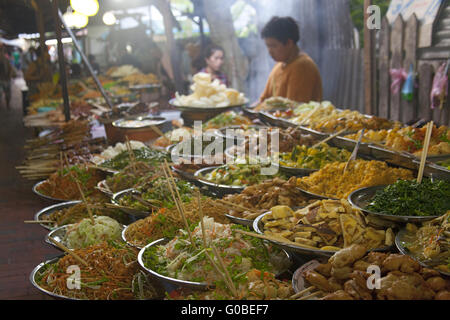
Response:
[199,44,228,86]
[260,16,323,103]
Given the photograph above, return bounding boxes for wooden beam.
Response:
[390,15,405,121]
[363,0,374,115]
[52,0,70,122]
[378,17,391,119]
[31,0,46,58]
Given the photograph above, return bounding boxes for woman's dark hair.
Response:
[261,16,300,44]
[204,44,225,60]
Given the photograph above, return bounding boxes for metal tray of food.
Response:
[224,214,254,228]
[348,185,441,223]
[96,179,114,197]
[169,98,249,113]
[32,180,72,203]
[258,111,294,129]
[214,125,270,142]
[395,229,450,277]
[296,187,338,200]
[46,223,126,251]
[34,201,82,231]
[368,144,417,170]
[121,224,144,250]
[138,237,294,291]
[111,189,152,218]
[253,212,338,258]
[278,165,318,177]
[413,160,450,181]
[328,135,372,157]
[30,255,79,300]
[138,238,211,291]
[194,167,245,195]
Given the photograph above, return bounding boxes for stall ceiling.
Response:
[0,0,70,38]
[0,0,164,38]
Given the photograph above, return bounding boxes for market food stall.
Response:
[0,0,449,303]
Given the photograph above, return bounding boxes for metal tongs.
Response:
[344,129,365,172]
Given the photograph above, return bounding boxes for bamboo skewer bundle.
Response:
[161,162,197,249]
[47,237,90,268]
[417,121,434,184]
[63,154,95,225]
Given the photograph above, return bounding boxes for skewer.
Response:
[298,108,317,127]
[59,151,63,175]
[131,195,160,210]
[216,199,258,215]
[417,121,434,184]
[24,220,54,224]
[150,125,171,144]
[63,154,95,225]
[343,128,365,173]
[311,128,348,149]
[290,286,316,299]
[161,163,197,249]
[211,244,238,297]
[47,237,90,268]
[297,290,322,300]
[197,191,208,248]
[203,248,236,296]
[125,136,137,175]
[233,229,318,250]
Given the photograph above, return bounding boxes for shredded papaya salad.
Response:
[34,241,163,300]
[142,217,291,285]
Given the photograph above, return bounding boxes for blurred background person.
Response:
[24,46,52,96]
[0,44,14,110]
[88,54,100,75]
[199,44,228,86]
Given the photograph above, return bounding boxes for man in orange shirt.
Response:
[259,17,323,103]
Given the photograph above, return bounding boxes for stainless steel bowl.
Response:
[45,222,126,251]
[30,255,79,300]
[296,187,338,200]
[194,166,245,195]
[111,189,152,218]
[32,180,71,203]
[395,229,450,277]
[121,224,144,250]
[224,214,254,228]
[34,201,82,231]
[138,238,210,291]
[278,165,318,177]
[253,212,338,258]
[138,237,294,291]
[348,185,441,223]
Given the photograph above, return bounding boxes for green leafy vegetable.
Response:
[367,179,450,217]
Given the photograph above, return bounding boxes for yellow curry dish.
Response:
[296,160,414,199]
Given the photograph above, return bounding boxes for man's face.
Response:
[264,38,293,63]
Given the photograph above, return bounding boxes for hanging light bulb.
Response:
[103,12,117,26]
[70,0,99,17]
[72,11,89,28]
[62,7,88,29]
[62,10,77,28]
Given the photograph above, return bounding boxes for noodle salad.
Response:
[34,241,164,300]
[142,217,291,285]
